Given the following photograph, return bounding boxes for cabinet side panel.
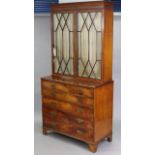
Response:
[94,82,113,142]
[102,7,113,81]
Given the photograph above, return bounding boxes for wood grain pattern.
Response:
[43,107,93,129]
[94,82,113,142]
[42,75,108,88]
[43,108,94,142]
[42,80,94,98]
[51,1,113,12]
[51,1,113,84]
[88,143,98,153]
[41,1,114,153]
[41,78,114,152]
[102,7,113,81]
[42,89,94,108]
[43,98,93,119]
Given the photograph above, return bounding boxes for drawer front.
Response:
[43,98,93,120]
[42,80,94,98]
[42,89,93,108]
[43,108,93,142]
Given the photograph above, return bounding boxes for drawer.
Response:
[42,80,94,98]
[42,89,94,108]
[43,98,93,120]
[43,108,93,141]
[43,108,93,129]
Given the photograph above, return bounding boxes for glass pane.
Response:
[56,25,62,62]
[96,32,102,60]
[63,26,69,62]
[81,25,88,66]
[53,13,74,75]
[77,12,103,79]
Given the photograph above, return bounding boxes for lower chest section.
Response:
[41,79,95,143]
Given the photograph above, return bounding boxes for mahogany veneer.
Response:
[41,1,114,153]
[41,76,113,152]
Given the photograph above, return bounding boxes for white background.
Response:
[0,0,155,155]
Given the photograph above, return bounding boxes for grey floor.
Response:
[34,96,121,155]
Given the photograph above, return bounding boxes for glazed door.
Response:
[52,11,103,80]
[52,13,74,76]
[77,12,103,79]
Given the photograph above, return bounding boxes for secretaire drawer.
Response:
[43,98,93,120]
[42,90,93,108]
[42,80,94,98]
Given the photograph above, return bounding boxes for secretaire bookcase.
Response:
[41,1,114,153]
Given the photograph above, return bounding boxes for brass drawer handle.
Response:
[76,129,84,135]
[76,118,84,124]
[76,108,83,113]
[51,85,55,90]
[78,91,83,95]
[50,111,56,116]
[51,93,56,98]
